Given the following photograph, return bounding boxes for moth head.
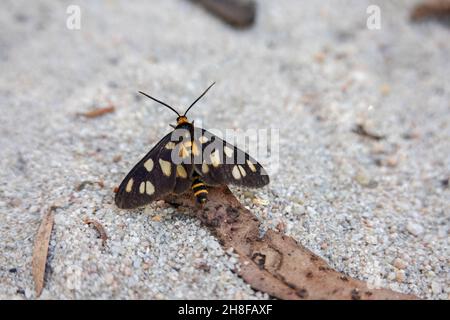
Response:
[176,116,189,125]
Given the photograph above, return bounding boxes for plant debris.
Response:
[189,0,256,28]
[352,124,385,141]
[165,187,417,300]
[411,0,450,21]
[75,180,104,191]
[78,105,115,118]
[83,218,108,247]
[32,206,57,297]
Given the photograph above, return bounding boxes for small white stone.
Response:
[306,206,317,216]
[104,274,114,285]
[406,222,424,236]
[431,281,442,294]
[25,287,33,299]
[395,270,406,282]
[133,259,141,268]
[393,258,407,270]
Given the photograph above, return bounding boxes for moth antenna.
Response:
[183,82,215,117]
[138,91,181,117]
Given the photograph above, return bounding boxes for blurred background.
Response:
[0,0,449,299]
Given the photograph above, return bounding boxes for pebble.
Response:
[252,197,269,206]
[104,274,114,285]
[24,288,33,299]
[431,282,442,294]
[306,206,317,216]
[151,215,162,222]
[355,171,378,188]
[393,258,407,270]
[395,270,406,282]
[406,222,424,236]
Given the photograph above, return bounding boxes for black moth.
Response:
[115,83,269,209]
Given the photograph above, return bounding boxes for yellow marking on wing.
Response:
[159,159,172,177]
[146,181,155,195]
[238,165,246,177]
[247,160,257,172]
[144,159,154,172]
[192,142,200,156]
[126,178,134,192]
[232,166,241,180]
[176,165,187,178]
[210,149,221,167]
[165,142,176,150]
[199,135,208,144]
[224,146,234,158]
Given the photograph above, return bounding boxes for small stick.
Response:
[352,124,385,141]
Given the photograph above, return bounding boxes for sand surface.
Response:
[0,0,448,299]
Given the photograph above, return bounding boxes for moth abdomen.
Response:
[191,175,208,204]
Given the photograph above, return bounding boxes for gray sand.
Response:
[0,0,448,299]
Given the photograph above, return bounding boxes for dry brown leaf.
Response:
[32,206,56,297]
[165,187,418,300]
[84,218,108,247]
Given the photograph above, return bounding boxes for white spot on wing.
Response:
[176,165,187,178]
[144,159,154,172]
[146,181,155,195]
[238,165,246,177]
[210,149,221,167]
[139,181,145,194]
[232,166,241,180]
[165,142,176,150]
[192,142,200,156]
[126,178,134,192]
[247,159,257,172]
[202,162,209,174]
[224,146,234,158]
[159,159,172,176]
[199,135,208,144]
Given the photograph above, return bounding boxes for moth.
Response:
[115,83,269,209]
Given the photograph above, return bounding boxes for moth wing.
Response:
[193,128,269,188]
[115,132,177,209]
